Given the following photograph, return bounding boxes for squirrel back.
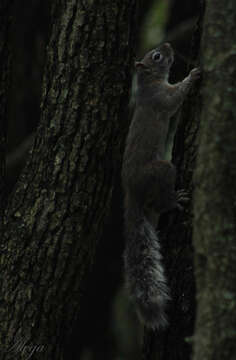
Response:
[122,43,200,329]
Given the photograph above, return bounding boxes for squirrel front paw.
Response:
[190,67,201,81]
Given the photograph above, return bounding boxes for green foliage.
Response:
[140,0,170,51]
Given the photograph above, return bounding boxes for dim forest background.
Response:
[0,0,236,360]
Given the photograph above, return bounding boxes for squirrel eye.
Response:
[152,51,162,62]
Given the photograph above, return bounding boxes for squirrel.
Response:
[122,42,200,329]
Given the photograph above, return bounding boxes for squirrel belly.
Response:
[123,193,170,329]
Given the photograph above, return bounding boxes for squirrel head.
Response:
[135,43,174,81]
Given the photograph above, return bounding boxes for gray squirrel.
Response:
[122,43,200,329]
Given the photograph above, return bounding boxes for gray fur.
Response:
[122,43,200,329]
[123,195,170,329]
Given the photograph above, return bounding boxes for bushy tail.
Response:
[123,197,170,329]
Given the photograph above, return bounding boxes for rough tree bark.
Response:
[193,1,236,359]
[0,0,137,359]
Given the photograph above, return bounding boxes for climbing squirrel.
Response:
[122,43,200,329]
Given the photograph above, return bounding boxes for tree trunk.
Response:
[0,0,137,359]
[193,1,236,359]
